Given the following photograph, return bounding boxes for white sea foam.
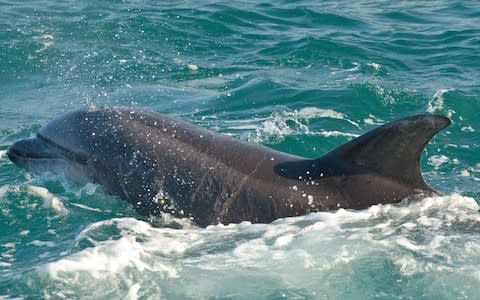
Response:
[70,203,103,212]
[0,150,7,159]
[75,183,99,197]
[2,242,16,249]
[315,130,359,138]
[173,57,200,73]
[345,62,360,72]
[241,106,359,143]
[0,185,12,198]
[369,85,397,105]
[428,155,449,169]
[363,114,384,125]
[126,283,141,300]
[473,164,480,173]
[0,261,13,267]
[29,240,56,248]
[27,186,68,214]
[461,126,475,132]
[426,88,454,113]
[46,229,179,282]
[187,64,199,71]
[227,124,259,130]
[367,62,381,70]
[297,107,360,128]
[33,33,54,53]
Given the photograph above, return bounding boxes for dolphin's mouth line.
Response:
[8,135,89,166]
[36,134,89,164]
[7,137,61,161]
[7,143,58,159]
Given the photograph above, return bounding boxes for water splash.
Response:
[14,194,477,299]
[230,106,360,143]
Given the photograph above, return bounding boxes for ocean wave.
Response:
[27,194,478,298]
[223,106,359,144]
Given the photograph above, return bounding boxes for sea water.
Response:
[1,1,479,299]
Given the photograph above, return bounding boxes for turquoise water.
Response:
[1,0,480,298]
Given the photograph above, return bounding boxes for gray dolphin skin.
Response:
[8,107,450,227]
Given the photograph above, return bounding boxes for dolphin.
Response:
[7,106,450,227]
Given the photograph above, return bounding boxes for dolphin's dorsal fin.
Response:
[321,114,450,187]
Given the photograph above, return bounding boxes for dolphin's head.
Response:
[7,106,105,184]
[7,106,153,188]
[7,136,92,184]
[8,106,173,213]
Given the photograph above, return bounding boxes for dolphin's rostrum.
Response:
[8,107,450,227]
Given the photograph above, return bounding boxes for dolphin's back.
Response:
[38,107,293,173]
